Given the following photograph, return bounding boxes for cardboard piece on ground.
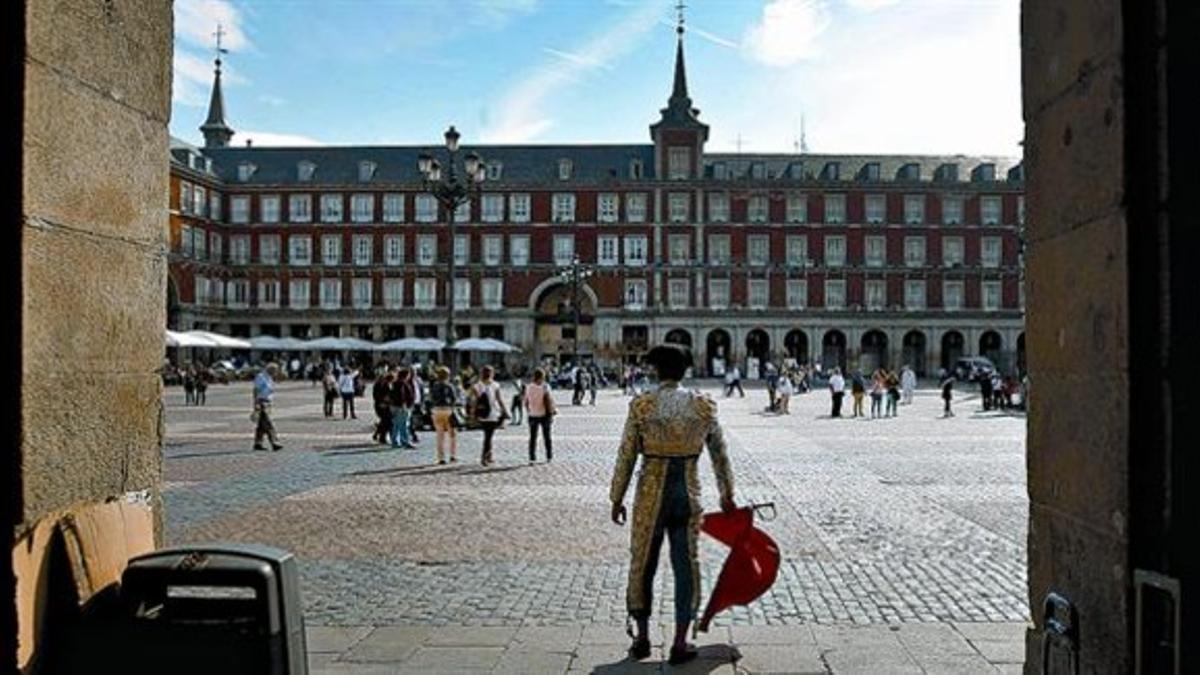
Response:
[59,500,155,603]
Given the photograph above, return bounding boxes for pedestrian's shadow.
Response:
[345,464,457,478]
[590,645,739,673]
[167,449,257,459]
[455,465,525,476]
[324,446,393,456]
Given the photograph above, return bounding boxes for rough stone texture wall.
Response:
[1021,1,1130,672]
[21,0,171,528]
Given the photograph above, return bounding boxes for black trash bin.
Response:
[119,543,307,675]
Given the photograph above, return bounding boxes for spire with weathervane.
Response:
[200,24,235,149]
[651,1,709,143]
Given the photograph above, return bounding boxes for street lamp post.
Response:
[417,126,485,374]
[557,255,593,367]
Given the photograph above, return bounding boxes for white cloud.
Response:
[657,18,738,49]
[482,0,663,143]
[845,0,901,11]
[174,0,251,52]
[743,0,832,67]
[172,49,248,107]
[231,130,323,147]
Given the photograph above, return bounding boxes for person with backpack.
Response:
[885,370,901,417]
[322,367,338,418]
[389,368,417,450]
[524,368,556,463]
[851,371,866,418]
[429,366,458,464]
[372,371,394,444]
[471,365,508,466]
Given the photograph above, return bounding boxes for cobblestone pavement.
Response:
[164,379,1029,672]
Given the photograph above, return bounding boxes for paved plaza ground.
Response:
[164,378,1030,673]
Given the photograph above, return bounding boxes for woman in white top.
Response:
[471,365,508,466]
[777,373,794,414]
[523,368,556,463]
[337,368,358,419]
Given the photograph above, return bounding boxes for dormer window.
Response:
[935,163,959,182]
[750,162,767,180]
[236,162,256,182]
[486,162,503,181]
[358,161,377,182]
[668,147,691,180]
[204,157,213,173]
[861,162,880,181]
[558,159,573,181]
[897,163,920,181]
[629,159,644,180]
[820,162,840,181]
[788,163,805,180]
[971,163,996,182]
[1007,164,1025,182]
[297,161,316,182]
[187,153,198,170]
[712,162,727,180]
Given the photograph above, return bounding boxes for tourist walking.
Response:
[588,366,599,405]
[410,367,424,443]
[764,362,779,412]
[869,372,884,418]
[194,368,208,406]
[389,368,417,449]
[886,371,901,417]
[471,365,508,466]
[338,367,358,419]
[829,368,846,418]
[609,344,737,666]
[524,368,556,463]
[724,365,745,398]
[372,371,394,444]
[183,368,196,405]
[509,377,526,426]
[429,366,458,464]
[851,372,866,418]
[572,365,585,406]
[322,368,338,418]
[776,371,794,414]
[901,365,917,404]
[940,369,955,417]
[252,363,283,451]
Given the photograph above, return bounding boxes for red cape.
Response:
[697,505,781,632]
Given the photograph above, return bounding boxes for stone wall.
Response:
[1021,1,1130,671]
[15,0,171,669]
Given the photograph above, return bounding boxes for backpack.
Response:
[473,384,492,420]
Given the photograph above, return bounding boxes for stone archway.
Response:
[860,329,889,372]
[166,273,181,330]
[822,329,847,372]
[705,328,732,377]
[784,329,809,363]
[664,328,692,348]
[902,330,928,376]
[532,281,597,363]
[941,330,965,371]
[1016,332,1026,375]
[980,330,1003,369]
[745,328,770,378]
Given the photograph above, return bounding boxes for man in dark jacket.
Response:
[373,371,394,444]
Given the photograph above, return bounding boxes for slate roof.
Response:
[703,153,1024,183]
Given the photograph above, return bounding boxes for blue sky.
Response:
[171,0,1022,156]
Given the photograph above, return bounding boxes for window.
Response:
[209,192,222,221]
[625,279,648,309]
[321,235,342,266]
[358,161,376,182]
[748,235,769,266]
[629,158,644,179]
[825,280,846,309]
[482,279,503,310]
[668,193,689,223]
[180,182,192,214]
[414,279,437,309]
[748,280,769,309]
[984,278,1003,309]
[558,158,573,181]
[352,278,373,308]
[180,225,193,256]
[454,234,469,265]
[320,194,343,223]
[982,236,1003,268]
[482,194,504,223]
[824,194,846,224]
[297,161,315,182]
[194,229,206,260]
[482,235,503,266]
[320,278,342,309]
[748,195,769,223]
[626,193,647,223]
[709,279,730,309]
[750,163,767,180]
[553,235,575,266]
[353,235,372,266]
[942,195,963,225]
[289,195,311,223]
[623,235,648,266]
[708,235,731,265]
[942,236,964,266]
[510,235,529,266]
[598,194,619,223]
[209,233,222,262]
[865,235,886,267]
[230,195,249,224]
[668,279,690,309]
[904,195,925,224]
[905,280,926,309]
[288,279,310,309]
[865,280,886,310]
[598,235,619,267]
[192,185,206,217]
[981,195,1002,225]
[668,234,690,265]
[904,236,926,267]
[384,235,404,266]
[261,195,280,223]
[786,235,808,266]
[416,194,438,222]
[258,280,279,308]
[351,194,374,223]
[226,280,250,308]
[383,194,405,222]
[708,192,729,223]
[229,235,250,265]
[454,279,470,308]
[825,235,846,267]
[454,199,471,223]
[865,194,886,224]
[786,280,807,309]
[786,194,807,223]
[237,163,255,182]
[552,193,576,222]
[383,279,404,309]
[486,162,503,181]
[943,281,964,310]
[288,235,311,265]
[509,193,531,222]
[668,147,691,180]
[712,162,727,179]
[417,235,437,266]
